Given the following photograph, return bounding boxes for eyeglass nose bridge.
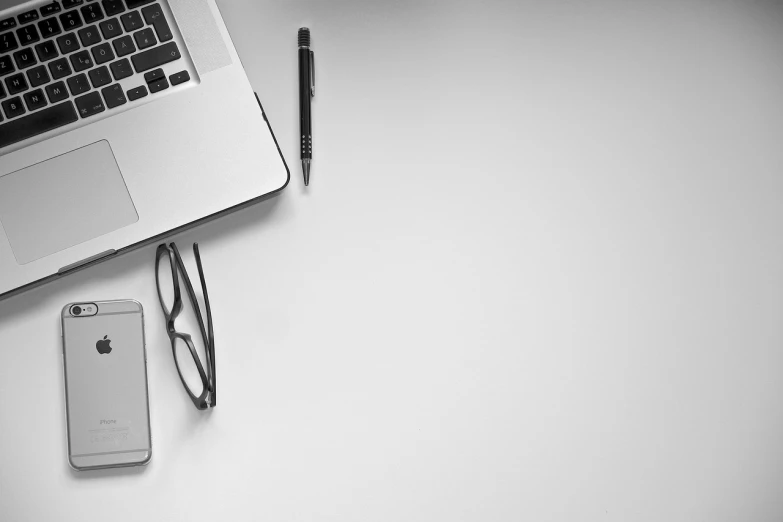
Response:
[166,318,178,337]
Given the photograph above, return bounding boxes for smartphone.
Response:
[61,300,152,471]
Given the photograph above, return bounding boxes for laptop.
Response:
[0,0,289,300]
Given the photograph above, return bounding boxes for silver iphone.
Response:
[61,300,152,471]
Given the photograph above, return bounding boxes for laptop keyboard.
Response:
[0,0,191,150]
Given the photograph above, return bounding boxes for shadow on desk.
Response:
[68,462,148,480]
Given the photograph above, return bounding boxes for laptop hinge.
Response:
[57,250,117,275]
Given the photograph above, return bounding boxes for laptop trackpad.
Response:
[0,141,138,265]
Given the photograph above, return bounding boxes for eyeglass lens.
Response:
[173,336,206,397]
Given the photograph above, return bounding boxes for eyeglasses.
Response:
[155,242,216,410]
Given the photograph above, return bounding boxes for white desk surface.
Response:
[2,1,783,520]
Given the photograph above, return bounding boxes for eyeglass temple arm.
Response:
[193,243,214,349]
[193,243,216,405]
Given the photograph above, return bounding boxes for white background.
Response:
[2,1,783,520]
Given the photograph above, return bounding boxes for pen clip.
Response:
[310,50,315,97]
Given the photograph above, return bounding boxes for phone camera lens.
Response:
[72,306,82,316]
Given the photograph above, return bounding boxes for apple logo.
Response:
[96,335,112,355]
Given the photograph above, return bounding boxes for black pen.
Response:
[298,27,315,186]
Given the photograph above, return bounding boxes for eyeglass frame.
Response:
[155,242,216,410]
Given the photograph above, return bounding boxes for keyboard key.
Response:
[46,80,69,102]
[26,65,50,87]
[67,72,90,94]
[2,96,25,118]
[101,83,126,108]
[148,76,167,93]
[88,65,111,87]
[91,42,114,64]
[143,67,163,84]
[1,32,19,52]
[0,82,5,101]
[38,18,61,38]
[109,57,132,80]
[0,100,77,148]
[59,11,82,31]
[5,73,27,95]
[74,91,104,117]
[70,49,92,71]
[16,25,40,45]
[120,10,143,32]
[56,32,80,53]
[99,17,122,39]
[127,85,147,101]
[41,3,63,17]
[169,70,189,86]
[101,0,125,16]
[24,88,47,110]
[13,49,37,69]
[0,56,14,77]
[0,17,17,32]
[131,41,179,73]
[78,25,101,46]
[35,40,59,62]
[81,4,104,23]
[49,57,71,79]
[62,0,84,8]
[17,10,39,25]
[112,34,134,56]
[141,4,172,42]
[133,27,156,50]
[126,0,155,8]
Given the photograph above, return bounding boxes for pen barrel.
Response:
[298,48,312,160]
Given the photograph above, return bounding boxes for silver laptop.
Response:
[0,0,289,299]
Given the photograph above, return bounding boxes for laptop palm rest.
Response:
[0,140,138,265]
